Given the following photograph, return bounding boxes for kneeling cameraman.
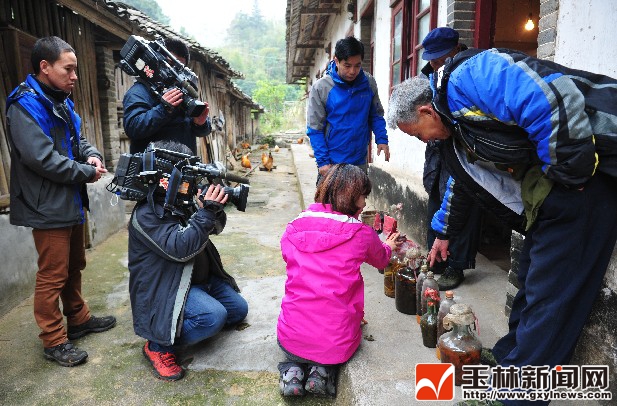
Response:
[128,140,248,381]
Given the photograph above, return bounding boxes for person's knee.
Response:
[226,296,248,325]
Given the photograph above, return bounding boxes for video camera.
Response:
[107,146,250,212]
[119,35,206,117]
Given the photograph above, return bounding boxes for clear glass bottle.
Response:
[420,300,439,348]
[436,290,456,360]
[437,304,482,386]
[395,266,416,314]
[383,254,401,298]
[420,271,440,315]
[438,290,456,338]
[415,263,428,323]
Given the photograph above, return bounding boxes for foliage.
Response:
[215,3,304,134]
[121,0,170,25]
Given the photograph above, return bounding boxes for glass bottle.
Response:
[438,290,456,338]
[436,290,456,360]
[420,300,438,348]
[421,271,440,316]
[438,304,482,386]
[415,263,428,323]
[383,254,402,298]
[394,266,416,314]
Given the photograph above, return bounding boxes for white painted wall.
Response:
[370,0,425,190]
[554,1,617,77]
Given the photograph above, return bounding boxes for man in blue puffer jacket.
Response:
[306,36,389,182]
[6,36,116,367]
[388,49,617,406]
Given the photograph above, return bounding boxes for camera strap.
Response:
[164,167,182,210]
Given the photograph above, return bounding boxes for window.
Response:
[390,0,436,89]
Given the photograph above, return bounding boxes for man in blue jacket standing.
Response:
[306,36,389,182]
[6,36,116,367]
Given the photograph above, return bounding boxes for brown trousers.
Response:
[32,225,91,348]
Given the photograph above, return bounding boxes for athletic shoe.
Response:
[67,315,116,340]
[279,363,305,396]
[142,341,184,381]
[305,365,337,396]
[43,341,88,367]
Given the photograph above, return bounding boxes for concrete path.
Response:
[0,142,590,405]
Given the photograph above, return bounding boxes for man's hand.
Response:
[197,184,228,208]
[192,101,210,126]
[376,144,390,161]
[428,239,449,267]
[86,156,107,183]
[161,88,184,111]
[318,164,332,176]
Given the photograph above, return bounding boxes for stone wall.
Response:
[0,176,126,317]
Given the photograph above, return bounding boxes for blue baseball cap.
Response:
[422,27,459,61]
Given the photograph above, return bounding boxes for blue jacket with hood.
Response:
[306,61,388,167]
[6,74,101,229]
[429,48,617,238]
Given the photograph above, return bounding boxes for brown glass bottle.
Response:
[395,266,416,314]
[420,301,438,348]
[437,304,482,386]
[415,264,428,323]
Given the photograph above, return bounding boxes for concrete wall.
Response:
[0,175,126,317]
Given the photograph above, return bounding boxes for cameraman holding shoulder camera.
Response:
[122,37,211,155]
[128,140,248,381]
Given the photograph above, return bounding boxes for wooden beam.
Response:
[54,0,133,39]
[295,44,323,49]
[300,7,339,15]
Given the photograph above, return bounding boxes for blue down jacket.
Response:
[430,48,617,237]
[306,61,388,167]
[6,75,101,229]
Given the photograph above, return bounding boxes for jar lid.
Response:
[443,303,475,330]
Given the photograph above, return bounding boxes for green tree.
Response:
[217,2,303,133]
[122,0,170,25]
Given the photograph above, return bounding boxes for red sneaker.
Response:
[142,341,184,381]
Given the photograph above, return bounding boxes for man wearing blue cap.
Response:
[420,27,481,291]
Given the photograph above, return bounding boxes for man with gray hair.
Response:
[388,48,617,405]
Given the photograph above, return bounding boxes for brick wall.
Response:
[447,0,475,47]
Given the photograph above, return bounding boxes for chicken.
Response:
[241,154,252,169]
[264,152,274,172]
[259,144,269,150]
[240,142,251,150]
[297,137,304,144]
[261,152,268,167]
[274,145,280,152]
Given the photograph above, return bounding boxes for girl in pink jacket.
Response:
[277,164,400,397]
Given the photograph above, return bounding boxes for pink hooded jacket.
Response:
[277,203,392,364]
